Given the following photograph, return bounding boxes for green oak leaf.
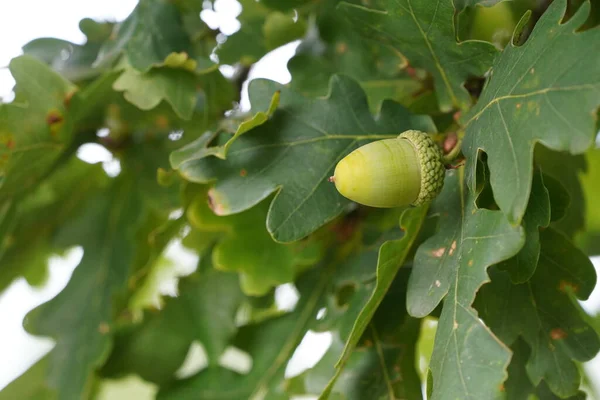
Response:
[407,168,524,399]
[0,158,107,292]
[288,0,418,114]
[158,264,337,400]
[216,0,306,65]
[497,169,550,283]
[102,254,245,383]
[455,0,502,9]
[462,0,600,225]
[170,90,279,164]
[113,62,197,120]
[320,206,428,399]
[101,299,191,385]
[22,19,113,82]
[0,55,75,199]
[535,146,587,238]
[339,0,498,111]
[310,318,422,400]
[187,191,320,295]
[23,177,146,400]
[216,0,270,65]
[476,228,600,398]
[121,138,183,214]
[263,11,307,51]
[94,68,234,143]
[95,0,192,71]
[0,356,54,400]
[504,339,587,400]
[171,75,435,242]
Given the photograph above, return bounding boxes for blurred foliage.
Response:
[1,0,600,399]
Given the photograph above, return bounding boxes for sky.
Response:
[0,0,599,398]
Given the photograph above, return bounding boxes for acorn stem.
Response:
[442,133,462,164]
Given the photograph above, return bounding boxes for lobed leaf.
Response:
[407,168,524,399]
[102,254,245,383]
[338,0,498,111]
[320,206,428,399]
[504,339,587,400]
[476,228,600,397]
[171,75,435,242]
[113,62,197,120]
[24,177,147,399]
[95,0,192,71]
[497,169,551,283]
[158,263,337,399]
[0,56,76,199]
[463,0,600,225]
[186,190,322,295]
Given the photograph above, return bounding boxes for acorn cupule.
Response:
[331,130,445,208]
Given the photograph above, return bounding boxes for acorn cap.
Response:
[398,130,445,205]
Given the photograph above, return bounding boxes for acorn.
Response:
[330,130,445,208]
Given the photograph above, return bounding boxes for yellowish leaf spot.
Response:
[559,280,579,294]
[431,247,446,257]
[336,42,348,54]
[448,240,457,256]
[550,328,567,340]
[207,188,228,215]
[98,323,110,334]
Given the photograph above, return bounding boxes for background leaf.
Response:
[339,0,498,111]
[24,177,147,399]
[0,56,75,198]
[476,228,600,397]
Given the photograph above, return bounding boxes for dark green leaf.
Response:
[320,206,428,398]
[504,339,587,400]
[498,169,551,283]
[0,158,107,292]
[339,0,498,111]
[95,0,192,71]
[463,0,600,225]
[407,168,524,399]
[171,75,435,242]
[535,146,586,237]
[476,228,600,397]
[24,177,147,399]
[102,255,244,383]
[158,264,337,399]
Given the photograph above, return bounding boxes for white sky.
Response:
[0,0,599,398]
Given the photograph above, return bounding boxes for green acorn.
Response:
[330,130,445,208]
